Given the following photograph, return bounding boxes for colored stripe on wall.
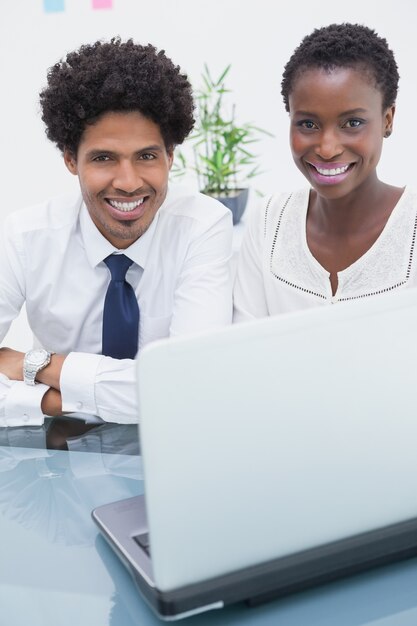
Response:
[92,0,113,9]
[43,0,65,12]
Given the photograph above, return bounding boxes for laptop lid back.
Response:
[137,288,417,592]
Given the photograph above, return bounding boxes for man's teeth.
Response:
[315,164,350,176]
[109,199,145,212]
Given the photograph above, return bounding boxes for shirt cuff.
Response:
[60,352,104,416]
[3,381,49,427]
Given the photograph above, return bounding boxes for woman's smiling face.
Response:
[288,66,395,200]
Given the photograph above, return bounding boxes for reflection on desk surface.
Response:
[3,424,417,626]
[2,439,417,625]
[0,425,143,547]
[0,417,140,455]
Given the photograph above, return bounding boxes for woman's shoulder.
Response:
[261,188,309,236]
[401,186,417,203]
[242,188,309,247]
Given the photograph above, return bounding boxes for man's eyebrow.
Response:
[85,145,165,158]
[137,144,164,152]
[85,149,116,158]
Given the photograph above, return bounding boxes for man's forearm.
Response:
[0,348,66,391]
[36,354,66,390]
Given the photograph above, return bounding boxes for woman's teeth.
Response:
[315,164,349,176]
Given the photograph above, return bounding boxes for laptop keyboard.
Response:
[133,531,151,556]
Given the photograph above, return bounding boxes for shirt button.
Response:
[76,402,83,411]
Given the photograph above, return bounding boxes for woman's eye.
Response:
[298,120,317,130]
[344,119,363,129]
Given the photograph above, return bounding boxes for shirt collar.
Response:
[80,200,161,269]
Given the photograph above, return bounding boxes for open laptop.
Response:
[92,287,417,620]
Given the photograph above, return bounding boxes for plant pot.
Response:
[209,188,249,225]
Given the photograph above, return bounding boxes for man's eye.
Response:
[140,153,156,161]
[93,155,110,162]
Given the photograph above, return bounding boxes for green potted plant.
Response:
[173,64,272,224]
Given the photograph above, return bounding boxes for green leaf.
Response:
[176,62,272,191]
[216,64,232,86]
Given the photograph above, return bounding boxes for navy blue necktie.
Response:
[102,254,139,359]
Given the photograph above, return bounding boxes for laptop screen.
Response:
[137,288,417,591]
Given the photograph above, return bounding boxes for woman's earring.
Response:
[384,129,392,138]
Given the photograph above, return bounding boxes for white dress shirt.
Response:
[0,184,233,426]
[234,187,417,320]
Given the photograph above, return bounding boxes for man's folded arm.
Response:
[37,352,139,424]
[0,350,138,425]
[0,375,49,426]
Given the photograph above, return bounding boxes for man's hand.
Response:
[41,388,63,417]
[0,347,24,381]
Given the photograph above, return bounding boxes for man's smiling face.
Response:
[64,110,173,249]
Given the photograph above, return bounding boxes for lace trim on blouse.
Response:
[267,187,417,302]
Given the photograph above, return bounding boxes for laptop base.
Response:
[246,520,417,607]
[93,496,417,620]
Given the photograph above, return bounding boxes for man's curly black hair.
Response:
[281,23,399,112]
[40,37,195,155]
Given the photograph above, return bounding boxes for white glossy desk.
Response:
[1,420,417,626]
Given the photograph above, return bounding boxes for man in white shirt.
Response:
[0,38,232,426]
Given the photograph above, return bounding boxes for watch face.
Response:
[27,349,48,366]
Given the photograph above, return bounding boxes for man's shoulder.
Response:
[161,183,231,225]
[5,190,83,236]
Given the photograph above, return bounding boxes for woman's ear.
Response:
[384,104,395,138]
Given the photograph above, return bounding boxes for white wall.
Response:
[1,0,416,348]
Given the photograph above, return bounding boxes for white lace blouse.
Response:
[233,187,417,321]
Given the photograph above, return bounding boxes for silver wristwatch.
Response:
[23,349,52,386]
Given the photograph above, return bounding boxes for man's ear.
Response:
[167,146,174,170]
[63,149,78,175]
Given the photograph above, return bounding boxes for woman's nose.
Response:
[314,129,343,160]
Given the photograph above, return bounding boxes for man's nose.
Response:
[113,161,143,193]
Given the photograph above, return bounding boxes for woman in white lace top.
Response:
[233,23,416,320]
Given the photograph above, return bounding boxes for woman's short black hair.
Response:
[281,23,399,112]
[40,37,195,154]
